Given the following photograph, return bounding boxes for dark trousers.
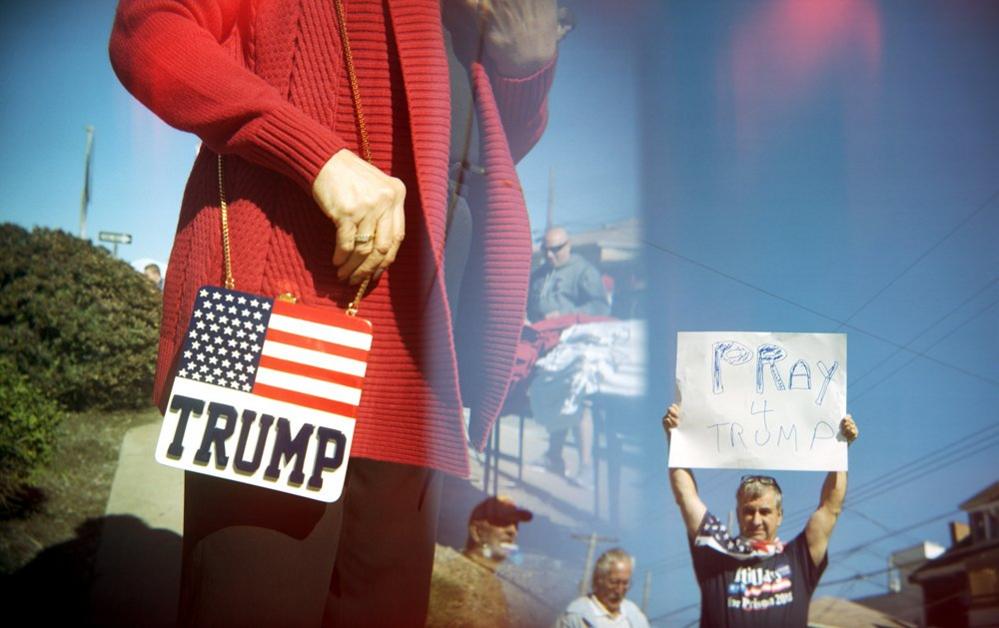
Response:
[178,458,442,627]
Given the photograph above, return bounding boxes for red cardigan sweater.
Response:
[110,0,553,476]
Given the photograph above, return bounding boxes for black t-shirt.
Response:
[690,512,827,627]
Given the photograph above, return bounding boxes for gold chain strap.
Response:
[218,155,236,290]
[334,0,371,165]
[218,0,373,316]
[334,0,372,315]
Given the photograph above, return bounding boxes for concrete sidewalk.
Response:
[102,422,184,532]
[91,422,183,627]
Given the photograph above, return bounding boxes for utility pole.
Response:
[641,570,652,613]
[79,125,94,239]
[571,531,617,595]
[545,167,555,231]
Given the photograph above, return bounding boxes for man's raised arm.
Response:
[663,404,708,538]
[805,415,859,566]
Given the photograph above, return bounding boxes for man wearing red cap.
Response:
[428,496,545,627]
[463,496,534,568]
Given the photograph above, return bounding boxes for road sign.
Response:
[98,231,132,257]
[98,231,132,244]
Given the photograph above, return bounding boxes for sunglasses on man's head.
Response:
[740,475,782,493]
[544,241,568,254]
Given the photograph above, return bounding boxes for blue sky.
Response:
[2,1,997,625]
[635,1,999,622]
[0,0,640,264]
[1,1,195,266]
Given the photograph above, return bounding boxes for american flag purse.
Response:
[154,152,373,503]
[153,280,371,503]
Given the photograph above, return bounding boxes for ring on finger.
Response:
[354,234,374,244]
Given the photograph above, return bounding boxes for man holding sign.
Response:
[664,406,858,626]
[663,331,858,627]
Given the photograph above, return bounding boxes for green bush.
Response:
[0,358,63,504]
[0,224,161,411]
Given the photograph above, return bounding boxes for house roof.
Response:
[909,537,999,582]
[960,480,999,511]
[854,588,924,626]
[808,596,916,628]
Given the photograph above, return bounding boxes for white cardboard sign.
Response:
[670,332,847,472]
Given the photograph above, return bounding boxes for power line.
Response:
[845,428,999,506]
[644,468,733,529]
[848,277,998,390]
[642,238,999,390]
[845,506,922,547]
[793,510,958,599]
[643,442,992,601]
[817,565,894,589]
[851,294,999,402]
[834,578,863,610]
[835,509,959,560]
[834,187,999,330]
[647,601,699,623]
[780,429,999,530]
[849,435,999,508]
[648,554,691,576]
[820,545,889,592]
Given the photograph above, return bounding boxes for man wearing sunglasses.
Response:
[527,226,610,323]
[662,404,859,627]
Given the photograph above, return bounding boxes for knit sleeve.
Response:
[488,54,556,163]
[109,0,347,193]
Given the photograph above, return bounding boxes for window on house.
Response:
[970,509,999,543]
[969,567,999,602]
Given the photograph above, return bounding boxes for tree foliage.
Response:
[0,357,63,504]
[0,225,161,411]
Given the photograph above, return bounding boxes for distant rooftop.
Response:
[809,596,916,628]
[959,479,999,511]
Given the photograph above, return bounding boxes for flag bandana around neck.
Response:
[695,512,785,560]
[154,285,372,502]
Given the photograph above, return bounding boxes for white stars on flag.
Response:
[178,287,274,392]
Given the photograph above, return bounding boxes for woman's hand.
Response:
[312,149,406,285]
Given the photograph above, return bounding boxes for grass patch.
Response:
[0,406,161,575]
